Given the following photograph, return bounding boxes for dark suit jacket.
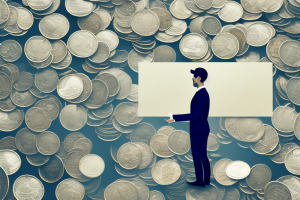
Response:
[173,88,210,134]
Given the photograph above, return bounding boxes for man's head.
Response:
[191,67,208,83]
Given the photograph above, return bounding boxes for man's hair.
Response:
[194,68,208,83]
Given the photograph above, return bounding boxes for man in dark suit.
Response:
[166,67,210,187]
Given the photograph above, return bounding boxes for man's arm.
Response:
[173,92,207,122]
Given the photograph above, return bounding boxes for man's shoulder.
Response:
[196,88,209,97]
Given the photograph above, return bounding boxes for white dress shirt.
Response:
[167,85,205,121]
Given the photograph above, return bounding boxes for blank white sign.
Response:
[138,62,273,118]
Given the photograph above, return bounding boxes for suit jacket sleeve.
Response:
[173,91,207,122]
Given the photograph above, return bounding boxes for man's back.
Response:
[190,88,210,133]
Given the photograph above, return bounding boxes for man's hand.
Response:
[165,112,175,123]
[165,119,175,123]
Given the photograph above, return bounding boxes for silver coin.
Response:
[13,175,44,200]
[246,21,274,47]
[212,32,239,59]
[150,0,167,9]
[0,109,24,132]
[154,31,183,43]
[13,71,33,91]
[272,106,297,133]
[88,41,110,63]
[43,94,62,112]
[109,50,128,63]
[184,0,205,13]
[57,74,83,100]
[51,51,72,70]
[264,181,291,200]
[0,72,11,100]
[150,134,175,158]
[67,30,98,58]
[39,13,69,39]
[28,54,53,69]
[149,190,165,200]
[67,73,92,103]
[59,104,87,131]
[95,30,119,51]
[64,132,86,152]
[126,83,138,102]
[104,180,139,200]
[218,1,243,22]
[0,164,8,200]
[213,158,237,186]
[16,7,33,30]
[270,142,299,164]
[0,97,15,111]
[222,187,240,200]
[79,154,105,178]
[38,155,64,183]
[92,104,113,119]
[150,7,172,31]
[10,89,36,108]
[1,63,19,84]
[26,153,50,166]
[151,158,181,185]
[54,142,68,161]
[95,73,119,98]
[15,127,39,155]
[117,142,142,169]
[0,0,9,25]
[187,184,218,200]
[30,0,59,15]
[167,130,190,155]
[165,17,187,36]
[133,142,153,169]
[50,40,68,64]
[240,0,262,14]
[25,107,51,132]
[189,15,208,36]
[225,160,250,180]
[83,79,108,109]
[72,137,92,155]
[35,67,59,93]
[24,36,52,63]
[93,8,111,31]
[27,0,53,11]
[277,175,300,200]
[6,5,18,26]
[131,9,159,36]
[64,148,90,179]
[202,16,221,35]
[266,35,300,73]
[170,0,193,19]
[284,147,300,175]
[77,11,103,34]
[36,131,60,155]
[179,33,208,59]
[256,0,283,13]
[207,133,220,151]
[246,164,272,191]
[237,118,264,142]
[0,39,22,62]
[55,178,85,200]
[249,124,279,154]
[279,40,300,67]
[65,0,95,17]
[0,136,16,150]
[153,45,176,62]
[114,102,142,126]
[0,150,21,175]
[128,49,153,72]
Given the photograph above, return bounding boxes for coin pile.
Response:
[1,0,300,198]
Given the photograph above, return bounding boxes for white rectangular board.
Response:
[138,62,273,118]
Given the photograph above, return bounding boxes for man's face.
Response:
[192,76,199,87]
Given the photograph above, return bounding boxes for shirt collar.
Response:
[197,85,205,92]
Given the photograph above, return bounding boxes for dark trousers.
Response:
[190,131,211,184]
